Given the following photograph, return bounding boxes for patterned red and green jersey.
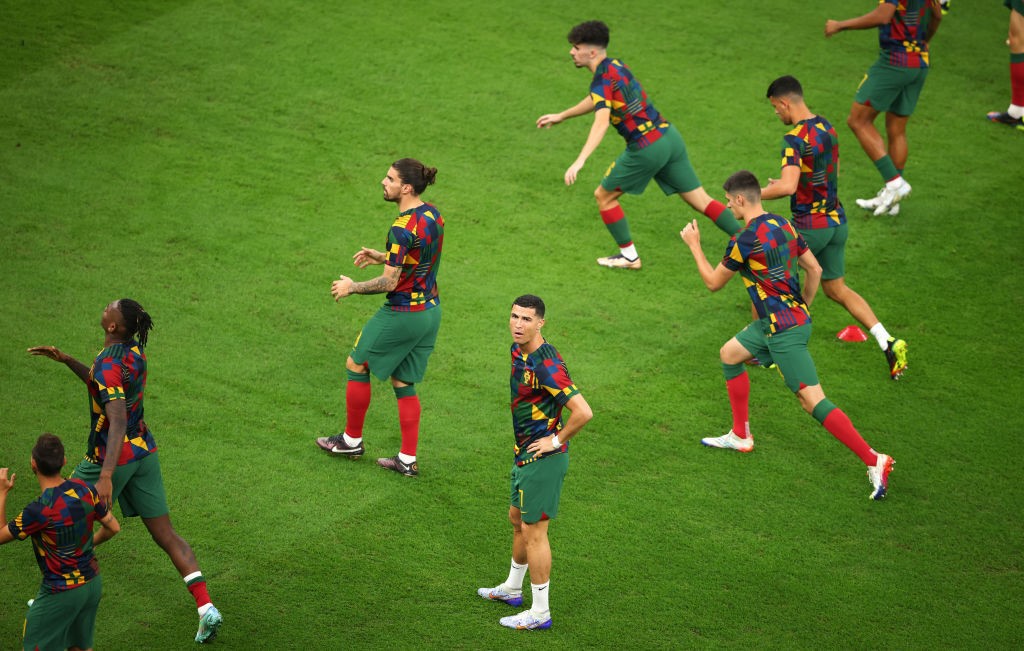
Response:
[384,202,444,312]
[87,341,157,465]
[7,478,108,593]
[509,341,579,466]
[590,57,669,150]
[877,0,932,68]
[779,116,846,230]
[722,213,812,335]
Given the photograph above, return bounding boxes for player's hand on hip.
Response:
[27,346,64,363]
[332,276,355,301]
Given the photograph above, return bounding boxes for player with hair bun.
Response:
[317,158,445,477]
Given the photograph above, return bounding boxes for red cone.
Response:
[836,325,868,342]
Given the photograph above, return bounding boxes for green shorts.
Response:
[798,223,847,281]
[735,322,819,393]
[351,305,441,383]
[1007,0,1023,15]
[509,453,569,524]
[73,452,169,519]
[600,124,702,196]
[25,575,102,651]
[854,59,929,116]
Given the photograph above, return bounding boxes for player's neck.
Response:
[36,474,64,491]
[397,196,424,213]
[520,336,544,355]
[587,52,607,72]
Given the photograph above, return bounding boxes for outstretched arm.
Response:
[825,2,895,37]
[27,346,91,384]
[536,95,595,128]
[564,107,612,186]
[332,264,402,301]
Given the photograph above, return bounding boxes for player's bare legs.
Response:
[847,102,885,161]
[884,112,910,170]
[142,514,199,576]
[822,278,880,330]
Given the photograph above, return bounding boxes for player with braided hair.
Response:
[28,299,224,644]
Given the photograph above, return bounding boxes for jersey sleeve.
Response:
[589,73,614,112]
[536,357,579,406]
[780,134,803,170]
[93,356,126,405]
[722,234,747,271]
[385,225,414,267]
[8,502,46,540]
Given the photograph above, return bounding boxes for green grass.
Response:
[1,1,1021,648]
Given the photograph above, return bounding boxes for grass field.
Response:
[1,1,1022,648]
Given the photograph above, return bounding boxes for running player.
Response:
[536,20,740,270]
[680,171,894,500]
[762,75,907,379]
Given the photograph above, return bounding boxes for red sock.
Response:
[703,200,726,222]
[397,395,421,456]
[345,380,371,438]
[1011,59,1024,107]
[822,409,877,465]
[599,205,625,225]
[187,578,212,609]
[726,373,750,438]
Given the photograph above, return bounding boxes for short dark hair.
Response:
[568,20,609,47]
[32,433,65,477]
[512,294,545,318]
[722,170,762,203]
[392,158,438,195]
[117,298,154,347]
[766,75,803,100]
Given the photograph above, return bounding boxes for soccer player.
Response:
[825,0,943,216]
[987,0,1024,129]
[1,433,120,651]
[679,171,894,500]
[28,299,224,644]
[315,158,444,477]
[476,295,593,629]
[762,75,907,379]
[535,20,740,270]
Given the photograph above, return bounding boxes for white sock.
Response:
[343,433,361,447]
[885,176,905,190]
[198,603,214,617]
[619,244,639,260]
[505,559,528,592]
[531,581,550,615]
[868,323,891,351]
[397,452,415,465]
[1008,104,1024,119]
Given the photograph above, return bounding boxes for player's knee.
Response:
[822,280,844,302]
